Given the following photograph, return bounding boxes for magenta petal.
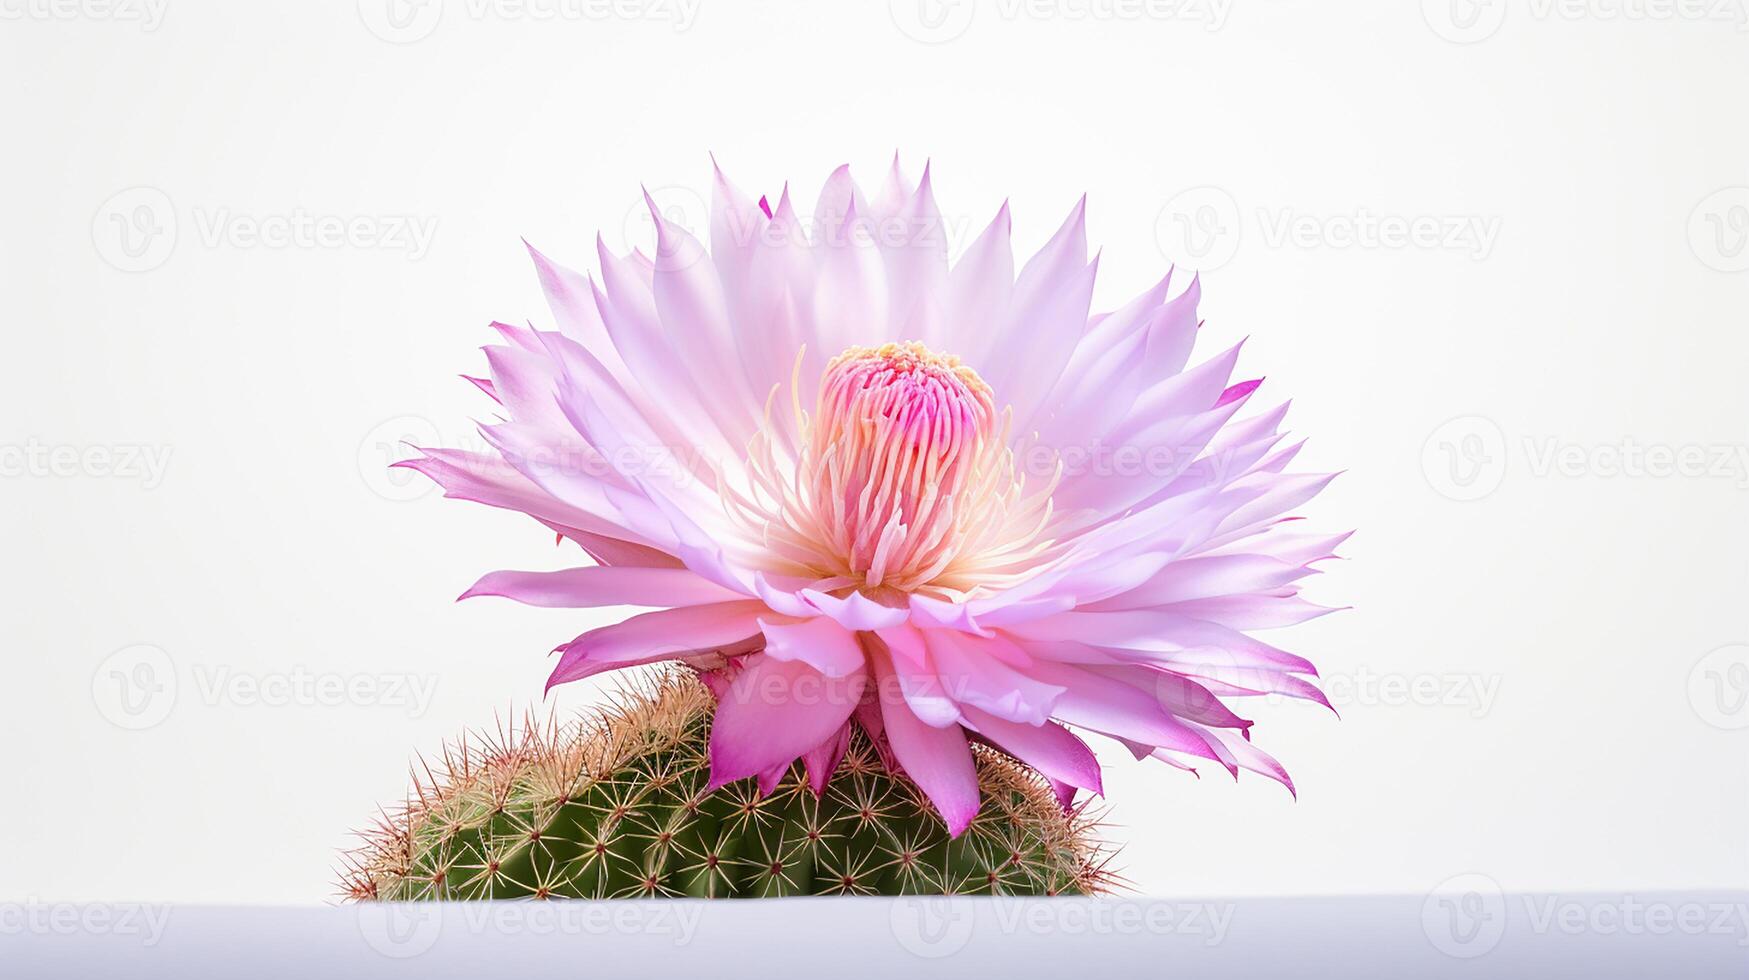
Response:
[801,724,852,795]
[876,664,981,836]
[756,763,789,797]
[1216,377,1263,407]
[707,654,865,790]
[1046,778,1077,812]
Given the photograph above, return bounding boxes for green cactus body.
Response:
[343,673,1112,899]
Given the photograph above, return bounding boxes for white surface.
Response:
[4,894,1747,978]
[2,2,1746,905]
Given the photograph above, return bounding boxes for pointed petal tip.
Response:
[941,805,978,839]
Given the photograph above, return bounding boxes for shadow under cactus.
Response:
[341,672,1117,899]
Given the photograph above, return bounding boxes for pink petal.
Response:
[963,706,1103,796]
[1093,554,1316,609]
[801,724,852,795]
[1025,661,1223,762]
[878,681,981,837]
[941,202,1013,364]
[547,600,766,690]
[461,566,746,608]
[757,616,867,678]
[523,242,624,379]
[872,625,961,728]
[708,654,866,789]
[922,629,1065,726]
[391,448,646,547]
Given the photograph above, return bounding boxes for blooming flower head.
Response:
[400,159,1346,835]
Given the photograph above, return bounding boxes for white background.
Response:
[2,1,1745,906]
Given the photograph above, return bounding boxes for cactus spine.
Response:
[342,672,1114,899]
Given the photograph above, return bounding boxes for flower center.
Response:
[728,341,1057,598]
[809,342,1000,591]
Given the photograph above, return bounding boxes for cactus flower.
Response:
[398,159,1345,836]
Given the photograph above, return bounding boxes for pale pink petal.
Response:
[873,624,962,728]
[460,566,747,608]
[758,616,867,678]
[963,706,1103,796]
[940,202,1013,362]
[547,601,766,690]
[922,629,1065,726]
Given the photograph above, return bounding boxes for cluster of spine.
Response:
[341,672,1115,899]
